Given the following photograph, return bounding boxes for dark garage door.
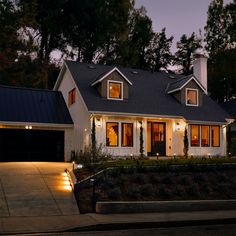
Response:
[0,129,64,162]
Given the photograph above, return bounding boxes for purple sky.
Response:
[135,0,232,52]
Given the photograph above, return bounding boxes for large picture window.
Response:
[190,124,200,146]
[201,125,210,147]
[190,124,220,148]
[68,88,76,106]
[106,122,119,146]
[121,123,133,147]
[108,81,122,99]
[211,126,220,147]
[186,89,198,106]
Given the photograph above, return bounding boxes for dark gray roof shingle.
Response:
[0,85,73,124]
[65,61,229,123]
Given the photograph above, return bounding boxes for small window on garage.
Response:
[68,88,76,106]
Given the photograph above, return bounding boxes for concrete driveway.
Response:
[0,162,79,217]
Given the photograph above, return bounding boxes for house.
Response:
[0,55,230,162]
[220,100,236,155]
[53,54,230,159]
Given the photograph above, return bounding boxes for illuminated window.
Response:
[106,122,119,146]
[201,125,210,147]
[108,81,122,99]
[186,89,198,106]
[211,126,220,147]
[190,124,199,146]
[68,88,76,106]
[121,123,133,147]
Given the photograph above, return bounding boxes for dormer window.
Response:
[186,88,198,106]
[108,80,123,100]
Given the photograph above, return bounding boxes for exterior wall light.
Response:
[207,153,211,158]
[191,153,194,158]
[156,152,159,160]
[77,164,83,169]
[96,117,102,127]
[173,153,176,159]
[25,125,32,129]
[175,122,181,131]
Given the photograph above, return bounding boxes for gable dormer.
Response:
[167,75,206,107]
[91,67,132,100]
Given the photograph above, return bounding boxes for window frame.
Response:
[186,88,199,106]
[107,80,123,100]
[121,123,133,147]
[211,125,220,147]
[68,88,76,106]
[201,125,210,147]
[106,122,119,147]
[190,124,200,147]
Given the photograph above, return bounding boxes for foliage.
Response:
[204,0,231,59]
[91,117,96,163]
[183,127,189,158]
[139,122,144,158]
[107,187,122,200]
[174,32,202,74]
[145,28,173,71]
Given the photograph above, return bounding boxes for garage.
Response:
[0,129,64,162]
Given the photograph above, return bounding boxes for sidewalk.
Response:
[1,210,236,234]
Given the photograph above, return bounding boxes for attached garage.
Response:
[0,86,73,162]
[0,129,64,162]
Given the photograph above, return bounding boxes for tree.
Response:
[63,0,133,63]
[174,32,202,74]
[139,121,144,158]
[204,0,230,58]
[226,0,236,44]
[91,117,96,163]
[183,127,189,158]
[208,49,236,102]
[145,28,173,71]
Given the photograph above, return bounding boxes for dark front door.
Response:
[147,122,166,156]
[0,129,64,162]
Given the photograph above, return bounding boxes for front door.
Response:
[147,122,166,156]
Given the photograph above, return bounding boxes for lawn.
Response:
[73,158,236,213]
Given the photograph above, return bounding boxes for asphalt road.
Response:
[17,224,236,236]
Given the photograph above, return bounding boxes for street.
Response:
[17,224,236,236]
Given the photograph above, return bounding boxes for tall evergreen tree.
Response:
[145,28,173,71]
[174,32,202,74]
[204,0,230,58]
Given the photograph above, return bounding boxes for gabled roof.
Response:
[0,85,73,125]
[90,67,132,86]
[220,99,236,118]
[64,61,229,123]
[167,75,206,94]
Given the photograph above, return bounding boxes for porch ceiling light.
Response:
[96,117,101,127]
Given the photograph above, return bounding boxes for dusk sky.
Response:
[136,0,232,52]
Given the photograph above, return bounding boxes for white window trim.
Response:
[107,80,123,101]
[186,88,199,106]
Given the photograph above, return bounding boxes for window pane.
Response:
[201,125,210,147]
[190,124,199,146]
[122,123,133,147]
[106,122,118,146]
[211,126,220,147]
[68,88,76,105]
[109,82,121,99]
[187,89,197,105]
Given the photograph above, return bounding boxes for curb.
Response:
[66,217,236,232]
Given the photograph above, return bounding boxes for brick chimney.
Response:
[193,54,208,92]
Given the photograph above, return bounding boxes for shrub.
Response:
[140,184,153,197]
[162,174,173,184]
[134,173,147,184]
[178,175,192,185]
[158,185,172,198]
[185,184,200,197]
[174,185,186,196]
[126,185,141,200]
[150,174,160,184]
[108,187,122,200]
[193,173,206,183]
